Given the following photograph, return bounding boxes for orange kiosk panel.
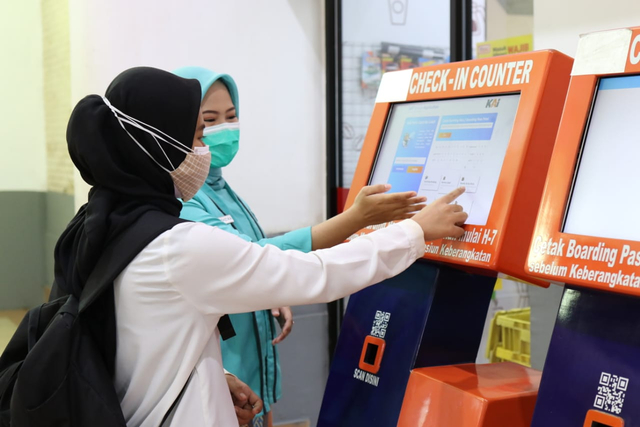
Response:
[525,27,640,427]
[319,50,573,427]
[526,27,640,297]
[346,50,573,285]
[358,335,386,375]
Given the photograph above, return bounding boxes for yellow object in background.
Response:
[494,278,503,291]
[476,34,533,58]
[486,307,531,367]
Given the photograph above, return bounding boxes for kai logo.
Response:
[485,98,501,108]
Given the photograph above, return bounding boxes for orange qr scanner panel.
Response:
[525,26,640,297]
[358,335,386,375]
[344,50,574,285]
[397,363,542,427]
[584,410,624,427]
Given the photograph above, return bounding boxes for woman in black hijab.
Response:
[51,67,259,425]
[53,67,201,301]
[51,67,467,426]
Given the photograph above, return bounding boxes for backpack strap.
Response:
[26,308,41,352]
[79,210,185,313]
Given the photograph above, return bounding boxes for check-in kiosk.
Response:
[525,27,640,427]
[318,50,573,427]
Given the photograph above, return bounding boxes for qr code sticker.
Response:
[370,310,391,338]
[594,372,628,414]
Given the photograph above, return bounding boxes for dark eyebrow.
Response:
[202,107,236,115]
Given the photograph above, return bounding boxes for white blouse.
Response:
[113,219,424,426]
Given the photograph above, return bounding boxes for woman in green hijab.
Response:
[173,66,426,427]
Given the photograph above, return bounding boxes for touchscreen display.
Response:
[369,94,520,226]
[563,75,640,241]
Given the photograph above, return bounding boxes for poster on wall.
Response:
[340,0,486,190]
[340,0,450,190]
[476,34,533,58]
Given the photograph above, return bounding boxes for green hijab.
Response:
[173,66,240,190]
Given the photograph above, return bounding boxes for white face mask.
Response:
[101,96,210,201]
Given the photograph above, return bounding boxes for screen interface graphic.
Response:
[369,94,521,226]
[563,75,640,241]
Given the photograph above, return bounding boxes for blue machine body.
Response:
[532,286,640,426]
[318,261,495,427]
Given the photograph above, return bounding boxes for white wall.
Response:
[486,0,533,42]
[534,0,640,55]
[0,1,47,192]
[70,0,326,234]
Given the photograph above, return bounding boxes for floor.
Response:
[0,309,27,353]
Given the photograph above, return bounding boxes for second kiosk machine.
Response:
[525,26,640,427]
[318,50,573,426]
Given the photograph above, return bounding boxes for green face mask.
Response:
[202,122,240,168]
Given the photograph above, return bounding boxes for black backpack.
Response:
[0,211,186,427]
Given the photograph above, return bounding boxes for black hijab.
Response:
[52,67,201,299]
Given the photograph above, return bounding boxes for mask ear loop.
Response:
[102,96,193,154]
[107,111,174,173]
[119,115,191,155]
[102,96,195,172]
[151,134,175,169]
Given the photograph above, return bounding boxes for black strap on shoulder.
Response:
[79,211,186,313]
[26,308,41,352]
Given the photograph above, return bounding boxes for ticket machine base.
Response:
[317,262,495,427]
[532,286,640,426]
[397,362,541,427]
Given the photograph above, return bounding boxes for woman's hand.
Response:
[310,184,427,250]
[349,184,427,229]
[225,372,263,425]
[412,187,468,241]
[271,307,294,345]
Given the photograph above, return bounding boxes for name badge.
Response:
[219,215,234,224]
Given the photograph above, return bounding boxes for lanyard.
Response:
[205,190,266,239]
